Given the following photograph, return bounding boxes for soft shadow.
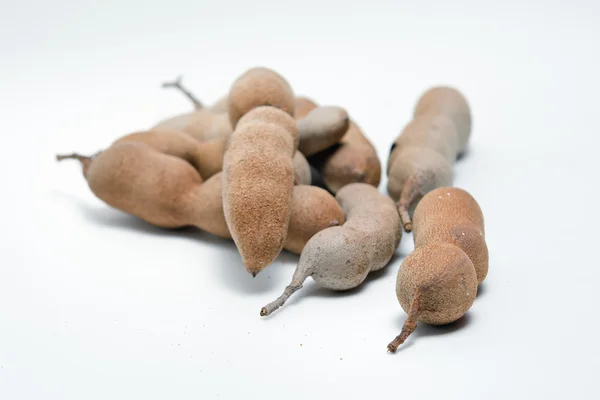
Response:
[390,313,472,353]
[476,282,487,298]
[456,147,470,162]
[263,255,401,318]
[215,249,299,295]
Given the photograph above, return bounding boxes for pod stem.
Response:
[387,287,422,353]
[397,175,420,232]
[56,152,98,176]
[260,269,310,316]
[162,75,203,109]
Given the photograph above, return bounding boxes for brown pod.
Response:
[261,183,401,316]
[412,187,488,283]
[294,96,318,119]
[311,121,381,193]
[152,109,233,142]
[387,115,458,174]
[284,185,345,254]
[56,148,344,253]
[227,67,295,127]
[387,114,461,232]
[414,86,471,155]
[222,107,297,276]
[113,129,227,180]
[56,142,234,236]
[210,96,229,113]
[115,125,309,185]
[297,106,349,156]
[387,243,477,352]
[236,105,299,150]
[293,152,311,185]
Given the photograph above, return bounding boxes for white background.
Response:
[1,0,599,399]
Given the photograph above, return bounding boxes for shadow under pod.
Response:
[214,249,299,295]
[389,313,473,353]
[54,189,301,295]
[476,282,487,298]
[456,147,470,162]
[261,253,403,319]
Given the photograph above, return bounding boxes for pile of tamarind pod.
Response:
[386,87,488,353]
[56,66,489,354]
[56,66,383,276]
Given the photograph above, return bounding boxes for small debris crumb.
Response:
[300,344,303,346]
[340,358,343,360]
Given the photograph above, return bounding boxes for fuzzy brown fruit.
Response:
[113,129,227,180]
[297,106,349,156]
[293,152,311,185]
[294,97,318,119]
[260,183,401,316]
[56,145,344,253]
[412,187,488,283]
[222,107,298,276]
[413,86,471,155]
[227,67,296,127]
[387,243,478,352]
[152,109,233,142]
[114,126,309,185]
[387,113,462,232]
[310,121,381,193]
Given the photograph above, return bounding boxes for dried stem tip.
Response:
[397,175,420,233]
[260,284,303,316]
[387,288,422,353]
[162,75,203,109]
[56,153,92,163]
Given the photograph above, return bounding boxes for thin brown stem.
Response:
[387,287,422,353]
[260,284,303,316]
[162,75,203,109]
[56,152,100,177]
[397,175,420,232]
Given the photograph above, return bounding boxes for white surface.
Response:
[1,1,599,399]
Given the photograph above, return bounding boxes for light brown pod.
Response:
[236,105,299,150]
[387,115,458,173]
[414,86,471,155]
[294,96,318,119]
[311,121,381,193]
[57,142,227,234]
[113,129,227,180]
[114,126,309,185]
[210,96,229,113]
[152,109,233,142]
[227,67,295,127]
[387,113,461,232]
[56,146,344,253]
[261,183,401,316]
[412,187,488,283]
[293,152,311,185]
[297,106,349,156]
[284,185,345,254]
[222,107,298,276]
[387,243,477,352]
